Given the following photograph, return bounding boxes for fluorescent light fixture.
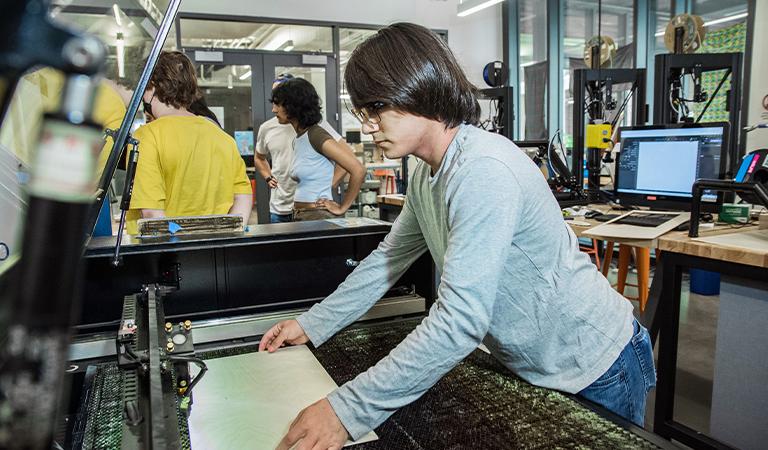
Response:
[238,70,252,81]
[703,12,747,27]
[654,12,748,37]
[457,0,504,17]
[227,74,233,89]
[264,35,290,51]
[112,4,123,27]
[283,42,295,52]
[116,32,125,78]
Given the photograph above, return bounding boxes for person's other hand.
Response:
[258,319,309,352]
[316,199,345,216]
[267,178,279,189]
[275,398,349,450]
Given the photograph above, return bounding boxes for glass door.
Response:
[188,49,339,224]
[262,53,339,131]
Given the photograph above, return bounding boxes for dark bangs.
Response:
[344,22,480,128]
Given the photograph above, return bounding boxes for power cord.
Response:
[168,355,208,398]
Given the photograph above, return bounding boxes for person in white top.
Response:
[269,78,365,221]
[254,74,347,223]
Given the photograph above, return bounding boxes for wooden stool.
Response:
[602,242,651,312]
[372,169,397,194]
[579,239,601,269]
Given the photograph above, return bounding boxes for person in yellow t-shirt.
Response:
[95,79,131,177]
[127,51,252,234]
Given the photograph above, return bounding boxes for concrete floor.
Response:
[604,262,720,447]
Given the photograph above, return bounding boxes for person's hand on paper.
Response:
[275,398,349,450]
[258,319,309,353]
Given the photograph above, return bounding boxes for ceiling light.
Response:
[703,12,748,27]
[112,4,123,27]
[227,74,233,89]
[116,32,125,78]
[654,12,748,37]
[239,70,252,81]
[457,0,504,17]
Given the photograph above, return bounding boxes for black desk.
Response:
[644,231,768,450]
[81,219,435,329]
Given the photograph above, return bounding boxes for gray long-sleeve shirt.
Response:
[296,124,634,440]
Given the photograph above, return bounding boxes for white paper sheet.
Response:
[693,229,768,252]
[187,345,378,449]
[584,211,689,240]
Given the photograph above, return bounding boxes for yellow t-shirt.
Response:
[127,115,252,234]
[93,82,128,178]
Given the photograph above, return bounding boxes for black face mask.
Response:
[143,93,155,118]
[143,101,153,118]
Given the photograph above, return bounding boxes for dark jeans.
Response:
[576,319,657,426]
[270,213,293,223]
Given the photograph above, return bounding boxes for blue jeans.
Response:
[577,319,656,426]
[270,213,293,223]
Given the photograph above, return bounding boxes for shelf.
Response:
[365,162,401,170]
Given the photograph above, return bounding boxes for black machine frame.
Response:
[478,86,515,141]
[653,52,743,177]
[572,68,648,203]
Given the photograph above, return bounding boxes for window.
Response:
[518,0,548,139]
[339,28,378,137]
[52,7,177,85]
[179,19,333,53]
[691,0,749,123]
[562,0,634,152]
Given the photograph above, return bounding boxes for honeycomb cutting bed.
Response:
[79,318,661,449]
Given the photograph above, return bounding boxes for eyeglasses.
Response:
[344,99,386,125]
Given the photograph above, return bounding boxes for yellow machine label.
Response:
[586,123,613,149]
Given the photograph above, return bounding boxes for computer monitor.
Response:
[234,131,255,156]
[614,122,728,212]
[234,130,255,167]
[346,130,361,144]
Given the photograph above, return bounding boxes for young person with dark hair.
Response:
[127,51,252,233]
[269,78,364,221]
[260,23,655,450]
[254,74,350,223]
[188,96,221,127]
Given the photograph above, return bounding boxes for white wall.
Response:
[179,0,503,91]
[447,4,503,90]
[746,0,768,151]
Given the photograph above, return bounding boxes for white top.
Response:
[256,118,341,214]
[292,124,340,203]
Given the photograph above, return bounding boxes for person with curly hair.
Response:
[126,51,252,234]
[254,74,348,223]
[269,78,364,221]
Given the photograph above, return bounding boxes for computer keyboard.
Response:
[592,212,689,230]
[615,213,681,227]
[594,213,620,222]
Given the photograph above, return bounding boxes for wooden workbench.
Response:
[656,228,768,268]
